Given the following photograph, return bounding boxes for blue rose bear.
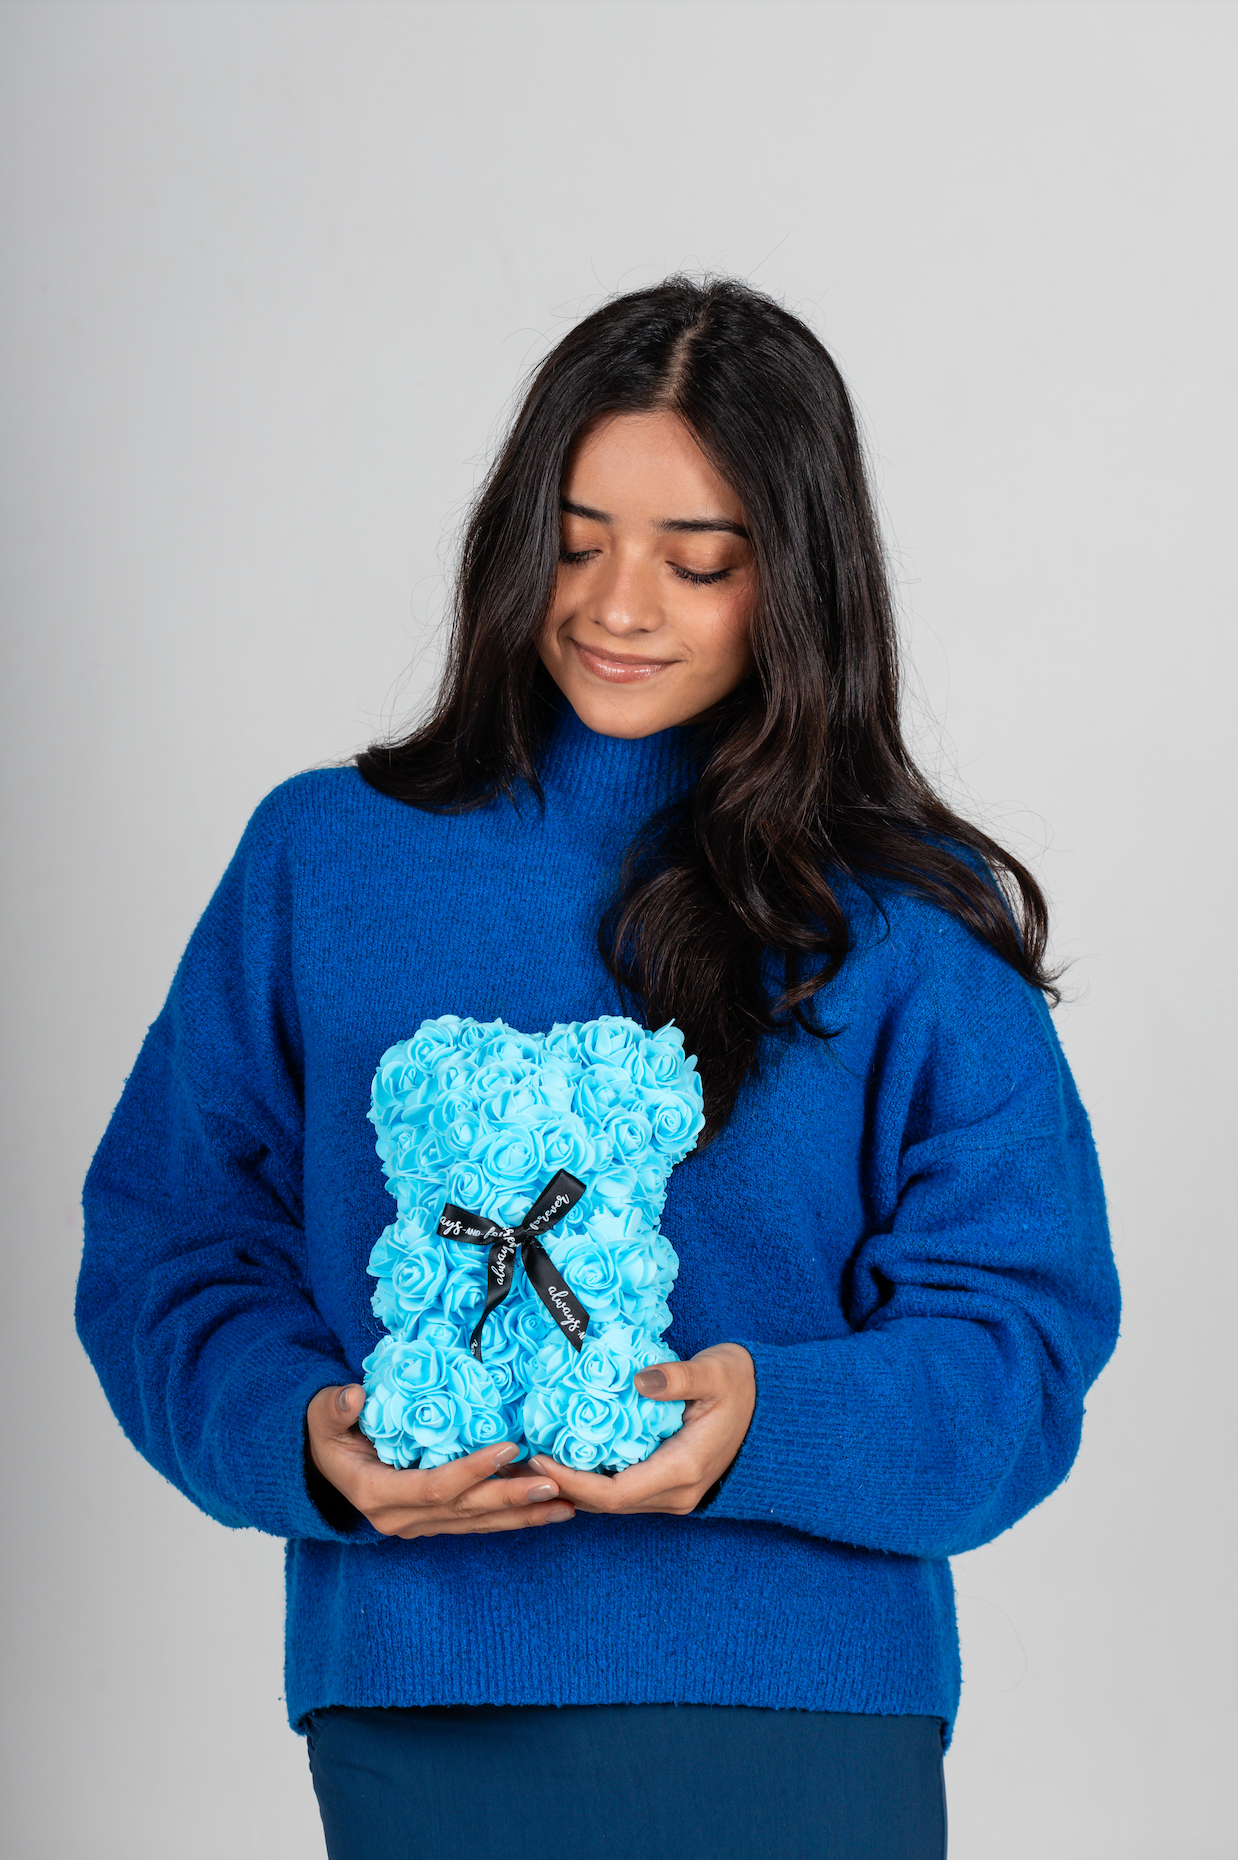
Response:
[358,1015,706,1472]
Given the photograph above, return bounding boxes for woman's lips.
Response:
[570,639,675,683]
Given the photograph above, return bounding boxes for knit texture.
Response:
[77,710,1119,1737]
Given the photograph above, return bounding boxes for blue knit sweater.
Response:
[77,711,1118,1736]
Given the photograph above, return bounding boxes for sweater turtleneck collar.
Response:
[536,702,696,833]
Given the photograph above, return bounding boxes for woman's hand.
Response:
[306,1384,575,1539]
[529,1343,756,1515]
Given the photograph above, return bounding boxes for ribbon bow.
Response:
[437,1169,590,1362]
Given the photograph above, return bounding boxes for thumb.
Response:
[633,1360,697,1401]
[316,1382,366,1436]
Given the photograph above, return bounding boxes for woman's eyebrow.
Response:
[658,516,750,540]
[561,499,749,540]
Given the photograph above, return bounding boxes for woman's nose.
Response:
[585,553,661,635]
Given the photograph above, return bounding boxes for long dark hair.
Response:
[358,277,1059,1141]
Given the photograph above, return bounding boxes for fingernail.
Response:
[528,1456,550,1473]
[337,1387,354,1411]
[544,1505,573,1523]
[527,1482,558,1502]
[492,1444,519,1469]
[635,1368,667,1394]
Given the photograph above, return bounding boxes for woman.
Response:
[77,276,1120,1860]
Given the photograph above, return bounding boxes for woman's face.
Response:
[539,409,756,739]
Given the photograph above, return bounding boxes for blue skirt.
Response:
[306,1703,947,1860]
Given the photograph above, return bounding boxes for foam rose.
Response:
[535,1113,597,1182]
[643,1088,703,1155]
[383,1242,451,1334]
[471,1060,524,1100]
[474,1030,544,1072]
[543,1022,585,1062]
[603,1107,655,1166]
[588,1165,640,1213]
[638,1028,690,1089]
[439,1105,488,1160]
[611,1237,666,1302]
[432,1054,478,1096]
[480,1351,529,1414]
[574,1064,639,1126]
[631,1158,669,1218]
[380,1127,424,1181]
[415,1314,462,1350]
[481,1126,543,1197]
[545,1233,626,1327]
[398,1176,452,1219]
[490,1292,556,1356]
[580,1018,644,1073]
[438,1267,486,1332]
[457,1018,505,1050]
[370,1048,434,1125]
[443,1161,491,1213]
[480,1082,551,1129]
[408,1020,464,1070]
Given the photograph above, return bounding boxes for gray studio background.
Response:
[2,3,1234,1856]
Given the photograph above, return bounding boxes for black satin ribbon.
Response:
[437,1169,590,1362]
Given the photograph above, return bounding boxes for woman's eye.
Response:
[671,564,733,587]
[558,548,594,566]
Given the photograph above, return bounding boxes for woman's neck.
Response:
[536,702,695,838]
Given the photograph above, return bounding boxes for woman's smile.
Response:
[568,638,678,682]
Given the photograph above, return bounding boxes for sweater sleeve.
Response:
[705,915,1120,1559]
[76,787,374,1543]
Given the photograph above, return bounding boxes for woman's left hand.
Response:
[529,1342,756,1515]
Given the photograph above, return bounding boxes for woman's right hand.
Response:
[306,1384,575,1538]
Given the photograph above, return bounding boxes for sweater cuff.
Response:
[695,1336,827,1530]
[213,1349,385,1545]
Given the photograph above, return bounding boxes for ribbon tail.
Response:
[522,1237,590,1351]
[469,1235,519,1362]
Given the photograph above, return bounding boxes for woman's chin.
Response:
[559,681,686,741]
